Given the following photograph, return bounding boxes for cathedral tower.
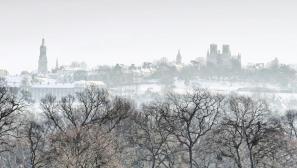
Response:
[38,38,48,74]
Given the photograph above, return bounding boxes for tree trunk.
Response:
[151,156,156,168]
[235,149,242,168]
[189,146,193,168]
[248,147,254,168]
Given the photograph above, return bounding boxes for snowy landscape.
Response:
[1,0,297,167]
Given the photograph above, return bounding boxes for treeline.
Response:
[180,63,296,86]
[44,59,297,88]
[0,84,297,167]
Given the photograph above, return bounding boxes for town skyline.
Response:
[1,0,297,74]
[0,38,290,74]
[1,1,297,167]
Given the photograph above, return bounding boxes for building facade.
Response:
[206,44,241,70]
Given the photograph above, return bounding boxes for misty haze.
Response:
[1,0,297,168]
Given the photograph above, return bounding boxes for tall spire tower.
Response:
[38,38,48,74]
[176,49,182,65]
[55,57,59,70]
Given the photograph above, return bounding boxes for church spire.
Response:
[176,49,182,65]
[38,38,48,74]
[56,57,59,70]
[42,38,45,46]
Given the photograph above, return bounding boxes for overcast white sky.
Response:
[0,0,297,74]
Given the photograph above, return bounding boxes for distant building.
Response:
[190,57,205,70]
[191,57,205,65]
[176,50,182,65]
[38,38,48,74]
[206,44,241,70]
[5,75,106,102]
[55,58,59,70]
[30,81,105,101]
[247,63,264,71]
[0,69,9,77]
[266,57,279,69]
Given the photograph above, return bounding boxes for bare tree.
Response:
[214,95,291,168]
[40,85,133,167]
[254,117,296,168]
[2,81,297,168]
[129,102,178,168]
[23,120,53,168]
[214,117,245,168]
[282,109,297,139]
[0,83,24,153]
[162,89,224,168]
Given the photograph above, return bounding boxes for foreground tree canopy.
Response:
[0,83,297,168]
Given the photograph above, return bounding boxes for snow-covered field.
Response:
[108,79,297,113]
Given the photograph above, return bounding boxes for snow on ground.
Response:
[111,79,297,113]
